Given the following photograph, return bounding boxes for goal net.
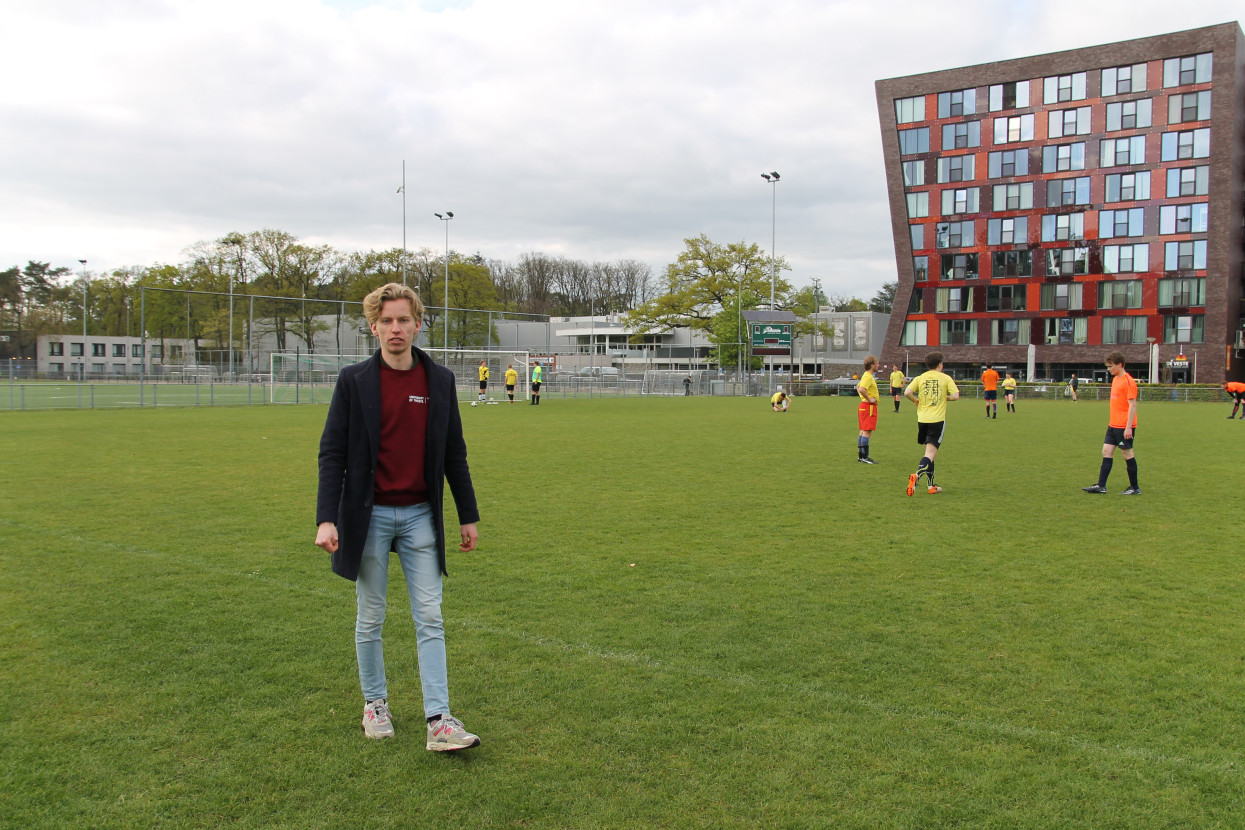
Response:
[269,349,530,403]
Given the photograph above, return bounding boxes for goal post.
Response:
[269,349,530,403]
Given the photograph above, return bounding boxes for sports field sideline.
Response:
[1,396,1241,828]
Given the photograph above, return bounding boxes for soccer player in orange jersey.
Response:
[1083,351,1140,495]
[1223,381,1245,419]
[981,366,1000,419]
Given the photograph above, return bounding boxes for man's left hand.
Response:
[459,523,478,552]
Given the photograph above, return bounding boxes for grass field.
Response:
[1,395,1242,828]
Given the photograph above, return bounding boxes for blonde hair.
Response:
[363,283,424,325]
[863,355,878,371]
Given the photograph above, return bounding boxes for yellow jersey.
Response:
[505,369,518,385]
[857,371,879,403]
[889,369,905,389]
[771,392,786,405]
[478,365,489,382]
[905,370,959,423]
[1001,377,1017,392]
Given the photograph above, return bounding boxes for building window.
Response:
[1048,107,1091,139]
[1163,53,1213,87]
[49,342,64,356]
[900,320,927,346]
[1103,244,1150,274]
[1158,277,1205,306]
[895,96,926,123]
[1046,177,1091,207]
[1098,280,1143,309]
[1099,135,1146,167]
[91,343,105,357]
[992,183,1033,211]
[907,192,929,218]
[1164,240,1207,270]
[936,155,975,183]
[169,344,184,359]
[908,289,925,313]
[902,160,925,186]
[940,253,979,280]
[993,114,1034,144]
[987,217,1028,245]
[941,187,979,215]
[1168,91,1211,124]
[1159,203,1208,235]
[1163,314,1204,344]
[991,318,1031,345]
[1042,142,1085,173]
[935,221,974,248]
[1101,316,1148,344]
[1044,72,1087,103]
[941,121,981,150]
[913,256,929,281]
[1043,317,1087,344]
[986,284,1026,311]
[911,224,925,250]
[935,286,974,313]
[1040,213,1084,242]
[899,127,930,155]
[70,342,84,356]
[938,89,976,117]
[1166,165,1209,197]
[91,363,105,373]
[1040,282,1083,310]
[992,250,1032,278]
[132,344,143,357]
[151,345,164,359]
[988,81,1030,111]
[1045,248,1088,277]
[939,319,978,345]
[51,362,63,373]
[112,344,126,357]
[1105,99,1152,131]
[1098,208,1145,238]
[1102,64,1147,96]
[987,149,1028,178]
[1105,171,1150,202]
[1161,128,1210,161]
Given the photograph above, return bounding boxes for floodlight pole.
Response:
[761,171,780,393]
[435,211,454,350]
[399,161,407,286]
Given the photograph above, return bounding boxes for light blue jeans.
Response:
[355,503,450,719]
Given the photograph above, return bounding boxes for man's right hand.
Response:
[315,522,339,553]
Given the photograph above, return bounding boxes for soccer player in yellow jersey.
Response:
[889,364,905,413]
[1001,372,1018,413]
[476,360,489,403]
[770,388,789,412]
[904,351,960,496]
[504,364,518,403]
[1083,351,1140,495]
[856,356,880,464]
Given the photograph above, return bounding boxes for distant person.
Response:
[904,351,960,496]
[504,364,518,403]
[530,362,542,405]
[477,360,489,403]
[1068,372,1079,402]
[1002,372,1018,413]
[889,364,906,413]
[683,375,692,396]
[315,282,481,751]
[856,355,879,464]
[1223,381,1245,419]
[1082,352,1140,495]
[771,387,789,412]
[981,365,999,419]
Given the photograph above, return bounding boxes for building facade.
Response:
[875,23,1245,382]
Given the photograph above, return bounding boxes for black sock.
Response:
[1126,458,1138,489]
[1098,457,1113,487]
[927,460,935,485]
[862,438,869,458]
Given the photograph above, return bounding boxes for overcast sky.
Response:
[3,0,1242,300]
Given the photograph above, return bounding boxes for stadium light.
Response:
[761,171,780,392]
[78,259,87,341]
[398,161,407,286]
[435,211,454,350]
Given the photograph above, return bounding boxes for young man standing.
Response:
[1083,352,1140,495]
[1068,372,1079,402]
[530,361,542,405]
[856,356,880,464]
[1001,372,1018,413]
[315,282,482,751]
[889,364,905,413]
[477,359,489,403]
[981,365,999,419]
[904,352,960,496]
[504,364,518,403]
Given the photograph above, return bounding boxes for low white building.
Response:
[38,334,198,379]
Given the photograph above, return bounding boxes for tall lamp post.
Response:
[761,171,780,392]
[398,161,407,286]
[78,259,87,382]
[434,211,454,350]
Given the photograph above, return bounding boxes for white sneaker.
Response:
[426,714,480,751]
[362,699,394,739]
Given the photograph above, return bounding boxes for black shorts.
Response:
[1004,388,1015,397]
[890,387,902,397]
[1234,392,1245,403]
[984,390,997,401]
[479,381,488,390]
[917,421,946,448]
[1104,426,1136,450]
[531,381,541,392]
[505,384,515,393]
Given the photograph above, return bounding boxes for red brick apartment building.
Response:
[875,23,1245,383]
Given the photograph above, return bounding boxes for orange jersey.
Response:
[1109,370,1138,428]
[1226,381,1245,394]
[981,368,999,391]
